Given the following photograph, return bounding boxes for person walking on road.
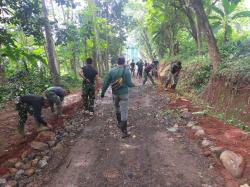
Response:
[80,58,99,113]
[165,60,182,90]
[130,60,136,77]
[101,57,135,138]
[136,59,144,78]
[143,63,156,85]
[45,86,68,116]
[15,94,51,135]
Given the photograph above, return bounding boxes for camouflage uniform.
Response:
[82,81,95,112]
[45,90,62,115]
[16,96,44,134]
[81,63,98,112]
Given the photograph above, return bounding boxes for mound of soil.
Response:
[203,76,250,126]
[0,92,82,166]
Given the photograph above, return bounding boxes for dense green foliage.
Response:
[1,0,250,107]
[128,0,250,91]
[0,0,130,107]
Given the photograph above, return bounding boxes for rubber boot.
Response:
[120,121,130,138]
[116,112,122,129]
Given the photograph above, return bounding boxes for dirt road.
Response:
[38,82,224,187]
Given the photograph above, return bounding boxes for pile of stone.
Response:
[0,109,93,187]
[187,120,246,179]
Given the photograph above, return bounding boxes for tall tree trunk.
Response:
[190,0,221,70]
[49,0,56,21]
[41,0,60,85]
[195,15,203,55]
[142,27,154,61]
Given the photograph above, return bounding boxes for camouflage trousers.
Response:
[82,83,95,112]
[45,90,63,115]
[16,102,40,134]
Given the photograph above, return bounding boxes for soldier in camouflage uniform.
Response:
[80,58,99,113]
[15,94,50,135]
[45,86,66,116]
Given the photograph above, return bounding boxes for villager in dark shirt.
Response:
[143,64,156,85]
[165,60,182,90]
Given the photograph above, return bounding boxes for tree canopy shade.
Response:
[0,0,250,106]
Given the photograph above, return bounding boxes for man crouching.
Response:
[16,94,52,136]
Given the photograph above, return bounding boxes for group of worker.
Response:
[15,86,68,135]
[15,57,182,138]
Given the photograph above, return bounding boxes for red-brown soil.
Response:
[0,92,82,173]
[164,89,250,186]
[203,76,250,126]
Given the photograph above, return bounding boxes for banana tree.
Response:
[210,0,250,42]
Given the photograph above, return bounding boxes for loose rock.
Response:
[220,150,245,178]
[30,141,49,151]
[195,129,205,137]
[187,121,196,128]
[0,178,6,185]
[38,160,48,168]
[9,168,17,174]
[24,168,35,177]
[36,131,56,142]
[14,162,24,169]
[240,184,250,187]
[201,139,212,148]
[31,158,40,167]
[5,180,17,187]
[167,125,178,133]
[15,170,24,179]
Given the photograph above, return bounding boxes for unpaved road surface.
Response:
[42,83,224,187]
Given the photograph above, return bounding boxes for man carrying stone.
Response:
[101,57,135,138]
[80,58,99,113]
